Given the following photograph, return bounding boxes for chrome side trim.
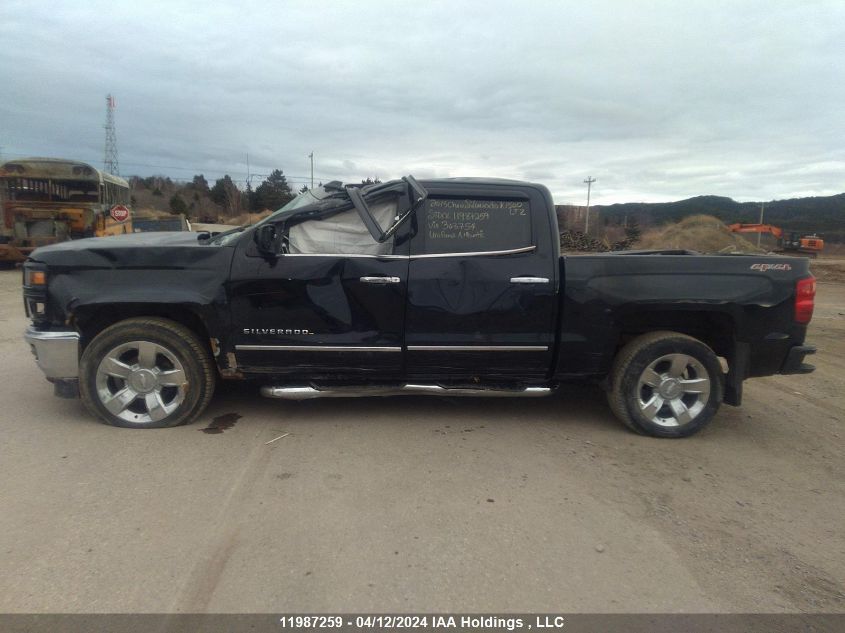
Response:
[260,384,553,400]
[237,344,546,352]
[235,345,402,352]
[407,345,548,352]
[283,253,408,259]
[409,245,536,259]
[279,245,536,260]
[24,327,80,379]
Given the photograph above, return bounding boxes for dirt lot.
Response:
[0,268,842,613]
[811,257,845,284]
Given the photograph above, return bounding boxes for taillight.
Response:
[795,276,816,324]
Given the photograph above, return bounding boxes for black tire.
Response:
[79,317,215,428]
[607,331,723,438]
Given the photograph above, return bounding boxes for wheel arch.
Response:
[611,307,745,405]
[613,306,736,364]
[73,302,216,355]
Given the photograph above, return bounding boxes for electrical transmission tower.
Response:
[103,94,119,175]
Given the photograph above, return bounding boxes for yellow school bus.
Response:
[0,157,133,263]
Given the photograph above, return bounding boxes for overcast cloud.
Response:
[1,0,843,204]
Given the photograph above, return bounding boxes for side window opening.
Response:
[285,195,399,255]
[413,197,532,255]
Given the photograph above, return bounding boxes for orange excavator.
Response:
[727,223,824,258]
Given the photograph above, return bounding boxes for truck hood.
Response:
[28,231,233,270]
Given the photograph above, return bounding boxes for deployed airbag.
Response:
[287,199,397,255]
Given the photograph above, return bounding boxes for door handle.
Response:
[360,276,401,284]
[510,276,549,284]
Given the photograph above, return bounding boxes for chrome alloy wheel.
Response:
[95,340,188,425]
[636,353,711,427]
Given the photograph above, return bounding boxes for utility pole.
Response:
[308,152,314,189]
[758,202,765,248]
[103,94,119,175]
[583,176,596,234]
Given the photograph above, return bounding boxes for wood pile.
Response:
[560,231,637,252]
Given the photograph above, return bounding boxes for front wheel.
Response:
[607,331,724,438]
[79,318,216,428]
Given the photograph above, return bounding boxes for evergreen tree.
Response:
[169,194,187,214]
[243,182,258,212]
[191,174,210,194]
[210,175,241,216]
[624,220,642,244]
[255,169,294,211]
[210,175,235,205]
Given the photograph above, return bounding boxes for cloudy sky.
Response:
[1,0,843,204]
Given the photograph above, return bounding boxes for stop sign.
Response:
[110,204,130,222]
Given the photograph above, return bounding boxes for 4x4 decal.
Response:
[750,263,792,272]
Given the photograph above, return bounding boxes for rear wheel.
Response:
[607,331,723,438]
[79,318,215,428]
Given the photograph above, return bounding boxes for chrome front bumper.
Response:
[23,327,80,380]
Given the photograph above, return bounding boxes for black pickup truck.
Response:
[22,176,817,437]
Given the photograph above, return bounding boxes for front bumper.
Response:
[23,327,80,380]
[780,345,816,375]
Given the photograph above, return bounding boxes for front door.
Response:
[228,207,409,379]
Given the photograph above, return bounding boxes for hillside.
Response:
[636,215,764,253]
[557,192,845,242]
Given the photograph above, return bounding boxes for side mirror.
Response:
[255,224,278,255]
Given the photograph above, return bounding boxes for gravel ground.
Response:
[0,268,842,613]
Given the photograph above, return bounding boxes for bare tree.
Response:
[224,179,242,217]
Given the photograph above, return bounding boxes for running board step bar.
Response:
[260,384,553,401]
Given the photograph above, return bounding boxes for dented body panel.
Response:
[22,178,815,405]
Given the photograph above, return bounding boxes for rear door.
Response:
[404,183,558,381]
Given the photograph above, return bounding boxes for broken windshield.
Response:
[256,183,345,226]
[211,176,426,248]
[208,184,344,245]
